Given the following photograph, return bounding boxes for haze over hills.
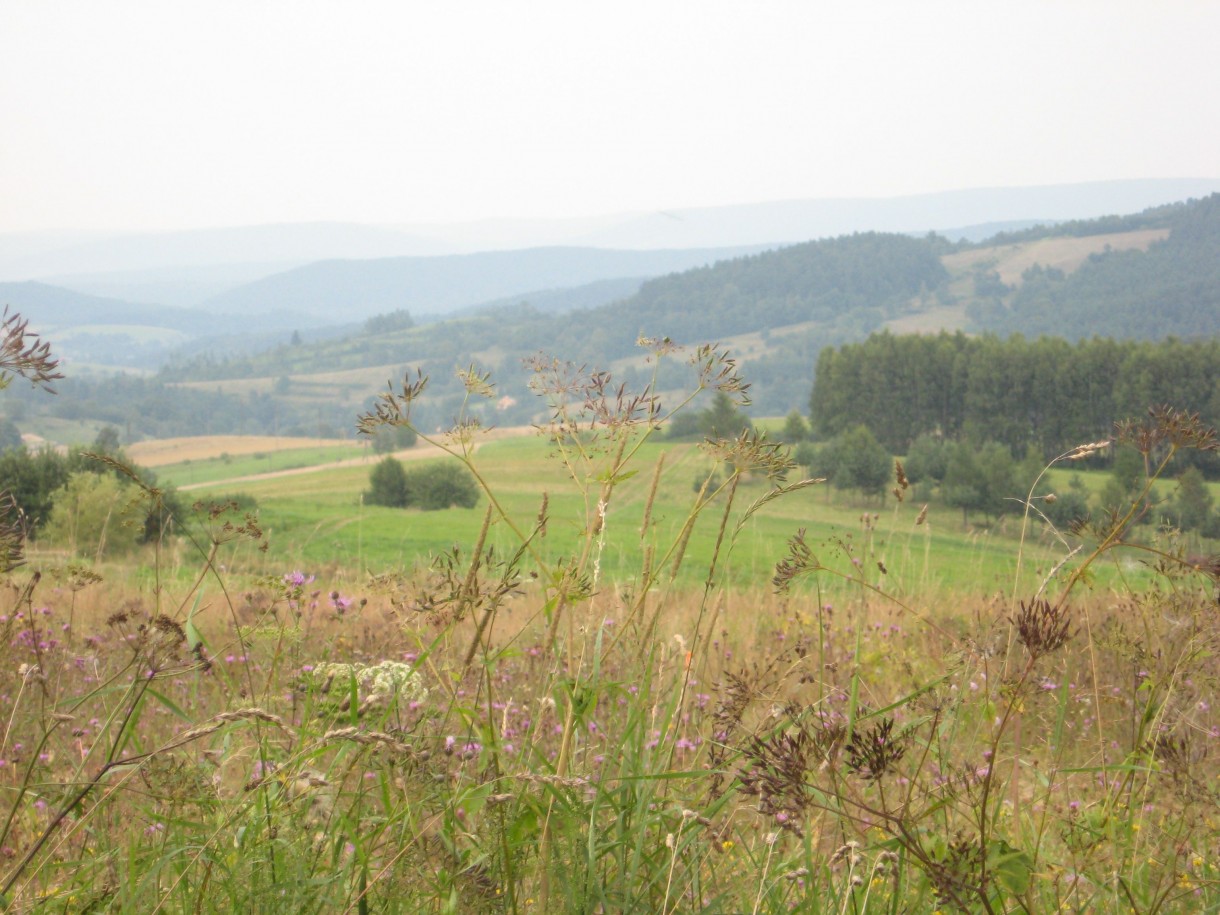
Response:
[555,179,1220,250]
[5,178,1219,311]
[2,182,1220,446]
[197,245,775,322]
[183,195,1220,414]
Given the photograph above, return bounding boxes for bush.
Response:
[404,462,479,510]
[365,458,479,510]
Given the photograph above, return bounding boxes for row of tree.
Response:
[811,332,1220,465]
[792,424,1219,535]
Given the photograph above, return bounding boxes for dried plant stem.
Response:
[459,503,497,674]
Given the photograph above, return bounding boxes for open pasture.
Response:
[182,431,1111,601]
[2,403,1217,912]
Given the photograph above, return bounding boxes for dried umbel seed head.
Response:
[844,717,907,782]
[1115,405,1218,456]
[0,308,64,392]
[1012,597,1073,658]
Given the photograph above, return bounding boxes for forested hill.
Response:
[156,195,1220,428]
[595,232,949,341]
[160,232,952,419]
[196,244,772,321]
[970,194,1220,340]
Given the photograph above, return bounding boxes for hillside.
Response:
[967,195,1220,340]
[195,244,773,321]
[8,193,1220,446]
[158,196,1220,427]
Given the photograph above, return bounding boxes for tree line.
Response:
[810,332,1220,468]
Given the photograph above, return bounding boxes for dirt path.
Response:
[177,426,535,492]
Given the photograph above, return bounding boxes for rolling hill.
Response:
[194,244,774,322]
[6,190,1220,446]
[158,194,1220,421]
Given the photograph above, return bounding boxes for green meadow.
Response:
[155,442,369,487]
[4,400,1217,912]
[178,432,1149,599]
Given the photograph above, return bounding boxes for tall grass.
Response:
[0,330,1217,912]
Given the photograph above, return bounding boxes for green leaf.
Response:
[988,839,1033,896]
[144,687,191,723]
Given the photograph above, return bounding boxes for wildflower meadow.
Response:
[0,330,1218,913]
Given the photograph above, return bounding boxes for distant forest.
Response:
[1,373,354,441]
[811,332,1220,464]
[968,195,1220,340]
[7,195,1220,440]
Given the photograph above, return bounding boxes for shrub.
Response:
[365,458,479,510]
[42,472,143,558]
[403,462,479,510]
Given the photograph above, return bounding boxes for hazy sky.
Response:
[3,1,1218,233]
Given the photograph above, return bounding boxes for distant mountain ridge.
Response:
[6,178,1219,309]
[0,281,205,331]
[158,194,1220,423]
[196,245,774,321]
[7,190,1220,443]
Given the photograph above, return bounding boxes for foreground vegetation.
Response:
[0,330,1216,913]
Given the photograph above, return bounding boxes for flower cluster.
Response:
[307,660,428,713]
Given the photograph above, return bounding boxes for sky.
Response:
[2,0,1219,233]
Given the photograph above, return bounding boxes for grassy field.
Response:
[940,229,1170,288]
[3,400,1217,912]
[152,443,366,487]
[177,432,1087,600]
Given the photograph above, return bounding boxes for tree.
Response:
[366,457,408,508]
[92,425,121,453]
[1172,468,1214,533]
[1099,446,1146,517]
[825,425,891,499]
[781,410,811,444]
[943,441,1016,525]
[700,392,753,440]
[0,447,71,535]
[372,425,418,455]
[0,419,22,453]
[904,434,950,487]
[42,472,142,559]
[793,442,818,474]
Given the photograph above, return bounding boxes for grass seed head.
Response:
[1011,597,1074,658]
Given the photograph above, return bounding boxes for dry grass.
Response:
[942,228,1168,287]
[883,303,973,335]
[127,434,350,466]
